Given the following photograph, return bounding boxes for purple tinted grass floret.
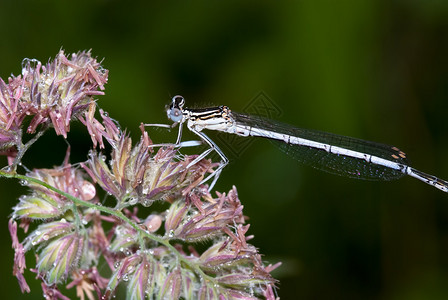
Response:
[0,50,111,170]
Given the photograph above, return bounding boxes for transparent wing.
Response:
[232,112,409,181]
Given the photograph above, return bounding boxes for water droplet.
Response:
[122,274,129,282]
[19,179,28,186]
[21,58,41,75]
[168,230,175,238]
[97,66,107,75]
[129,197,138,205]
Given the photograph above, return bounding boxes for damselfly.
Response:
[163,95,448,193]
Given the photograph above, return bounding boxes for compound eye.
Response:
[172,95,185,108]
[168,107,183,122]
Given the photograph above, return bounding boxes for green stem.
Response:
[0,170,214,282]
[10,127,48,172]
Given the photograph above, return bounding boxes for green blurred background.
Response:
[1,0,448,299]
